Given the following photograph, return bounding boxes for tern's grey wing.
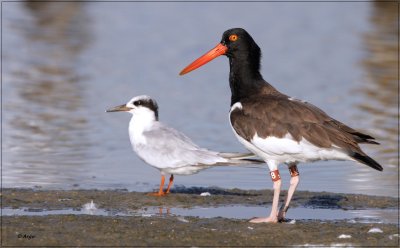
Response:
[137,122,227,169]
[148,122,201,150]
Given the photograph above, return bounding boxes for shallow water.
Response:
[2,205,397,224]
[3,2,398,196]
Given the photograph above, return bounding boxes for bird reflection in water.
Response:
[4,2,91,186]
[350,1,398,194]
[358,1,397,160]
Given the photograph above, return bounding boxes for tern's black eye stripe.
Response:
[132,98,159,120]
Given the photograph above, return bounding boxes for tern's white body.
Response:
[129,116,230,175]
[107,95,262,195]
[110,95,259,176]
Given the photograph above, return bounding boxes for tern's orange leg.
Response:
[148,175,166,196]
[165,175,174,194]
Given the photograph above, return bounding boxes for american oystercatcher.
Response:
[180,28,383,223]
[106,95,263,196]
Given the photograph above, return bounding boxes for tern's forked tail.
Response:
[218,152,264,165]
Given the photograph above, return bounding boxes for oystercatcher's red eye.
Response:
[229,34,238,42]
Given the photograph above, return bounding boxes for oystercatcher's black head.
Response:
[180,28,280,105]
[179,28,261,75]
[221,28,261,61]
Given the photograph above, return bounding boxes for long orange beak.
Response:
[179,43,228,75]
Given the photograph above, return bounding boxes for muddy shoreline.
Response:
[2,187,399,246]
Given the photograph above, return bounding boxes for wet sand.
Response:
[2,187,399,246]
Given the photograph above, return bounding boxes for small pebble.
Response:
[338,234,352,239]
[368,227,383,233]
[177,217,189,223]
[83,200,97,211]
[200,192,211,196]
[247,226,254,230]
[58,198,72,202]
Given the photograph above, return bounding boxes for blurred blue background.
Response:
[2,2,397,196]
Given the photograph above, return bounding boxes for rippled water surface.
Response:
[2,206,397,224]
[3,2,398,196]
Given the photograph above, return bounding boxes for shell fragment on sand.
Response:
[368,227,383,233]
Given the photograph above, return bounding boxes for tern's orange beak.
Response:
[179,43,228,75]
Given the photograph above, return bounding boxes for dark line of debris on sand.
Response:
[2,187,398,210]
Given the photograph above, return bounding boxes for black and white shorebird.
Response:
[106,95,263,196]
[180,28,383,223]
